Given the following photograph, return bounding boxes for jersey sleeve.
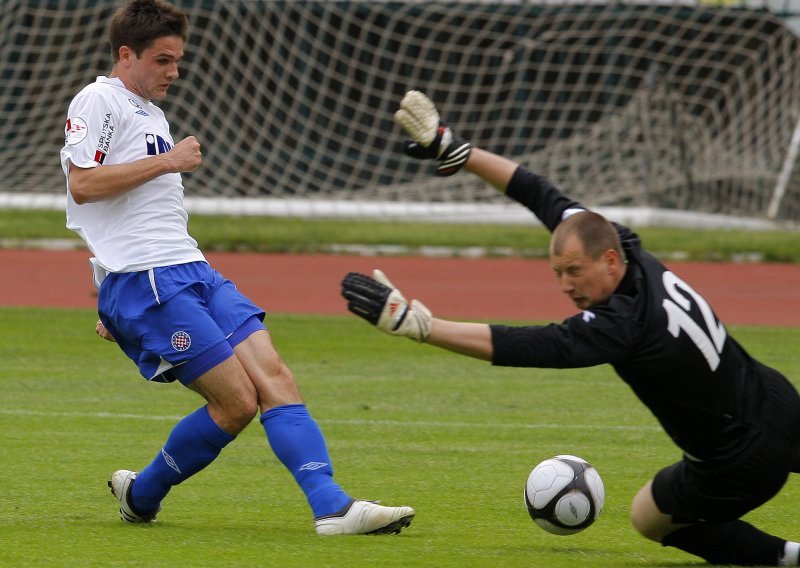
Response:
[504,166,585,232]
[490,295,640,369]
[61,88,119,170]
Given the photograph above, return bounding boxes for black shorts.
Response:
[652,373,800,523]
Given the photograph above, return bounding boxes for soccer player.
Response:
[59,0,413,535]
[341,90,800,564]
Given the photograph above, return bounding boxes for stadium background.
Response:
[2,0,800,226]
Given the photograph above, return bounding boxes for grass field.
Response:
[2,306,799,567]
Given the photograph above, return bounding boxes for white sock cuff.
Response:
[780,541,800,566]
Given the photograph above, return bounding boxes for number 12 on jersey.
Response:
[662,271,727,371]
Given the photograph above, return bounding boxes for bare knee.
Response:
[630,480,673,542]
[233,333,303,408]
[631,507,662,542]
[195,385,258,435]
[188,358,260,434]
[214,395,259,433]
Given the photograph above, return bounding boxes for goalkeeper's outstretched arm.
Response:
[463,147,519,195]
[427,319,493,361]
[340,270,493,361]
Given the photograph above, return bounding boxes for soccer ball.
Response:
[524,454,605,535]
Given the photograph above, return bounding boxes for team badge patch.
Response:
[65,117,88,145]
[171,330,191,352]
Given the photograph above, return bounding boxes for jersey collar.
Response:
[96,75,125,89]
[96,76,153,107]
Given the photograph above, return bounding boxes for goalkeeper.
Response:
[341,90,800,566]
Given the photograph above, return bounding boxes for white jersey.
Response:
[60,76,205,279]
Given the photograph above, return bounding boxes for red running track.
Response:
[1,249,798,327]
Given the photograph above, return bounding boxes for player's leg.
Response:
[230,320,414,534]
[200,267,414,533]
[121,348,258,518]
[186,354,260,433]
[103,265,255,521]
[232,325,351,516]
[200,273,351,517]
[662,523,799,566]
[630,478,689,541]
[633,371,800,565]
[631,461,796,566]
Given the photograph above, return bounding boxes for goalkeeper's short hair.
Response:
[551,210,624,261]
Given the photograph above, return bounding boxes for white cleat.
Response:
[108,470,159,523]
[315,499,415,535]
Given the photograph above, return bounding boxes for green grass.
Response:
[3,208,800,262]
[2,306,799,567]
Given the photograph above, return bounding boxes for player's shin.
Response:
[260,404,351,518]
[132,405,235,514]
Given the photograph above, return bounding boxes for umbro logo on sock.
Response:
[161,448,182,474]
[299,462,328,471]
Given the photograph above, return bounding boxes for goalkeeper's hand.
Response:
[341,269,432,342]
[395,90,472,177]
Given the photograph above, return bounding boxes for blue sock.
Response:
[131,405,235,514]
[261,404,351,518]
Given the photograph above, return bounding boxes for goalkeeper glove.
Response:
[341,269,432,342]
[395,90,472,177]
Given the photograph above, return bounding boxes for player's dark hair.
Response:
[552,210,623,260]
[109,0,188,62]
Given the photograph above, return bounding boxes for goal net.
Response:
[2,0,800,222]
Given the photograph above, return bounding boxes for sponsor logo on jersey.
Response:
[65,117,88,145]
[170,330,191,351]
[94,112,115,164]
[146,133,172,155]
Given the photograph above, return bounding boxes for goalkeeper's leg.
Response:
[662,521,797,566]
[632,465,799,566]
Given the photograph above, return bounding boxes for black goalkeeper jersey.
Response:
[491,166,780,462]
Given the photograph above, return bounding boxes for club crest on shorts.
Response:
[171,330,191,352]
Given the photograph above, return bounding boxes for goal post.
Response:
[2,0,800,224]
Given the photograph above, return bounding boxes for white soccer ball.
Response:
[524,454,605,535]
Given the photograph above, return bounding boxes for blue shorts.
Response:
[97,261,266,385]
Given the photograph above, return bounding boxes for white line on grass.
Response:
[0,408,660,431]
